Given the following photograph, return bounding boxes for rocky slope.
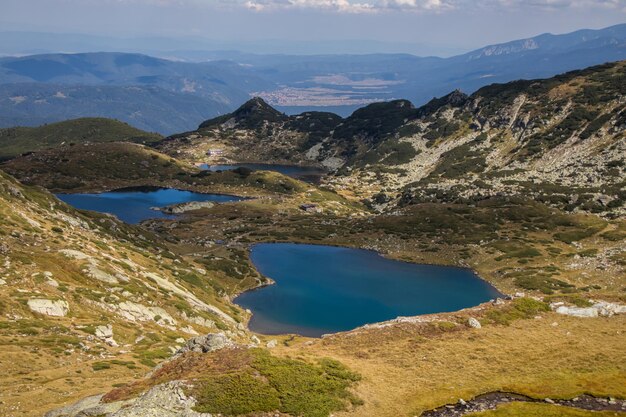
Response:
[0,170,255,416]
[158,61,626,217]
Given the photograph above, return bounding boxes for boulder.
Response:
[177,332,234,354]
[28,299,69,317]
[266,339,278,348]
[95,324,113,339]
[95,324,118,346]
[468,317,482,329]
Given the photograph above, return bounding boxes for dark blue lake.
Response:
[235,243,502,337]
[56,188,243,224]
[201,163,326,183]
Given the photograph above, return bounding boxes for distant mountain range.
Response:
[0,24,625,133]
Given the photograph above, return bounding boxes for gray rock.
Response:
[468,317,482,329]
[45,381,212,417]
[112,381,211,417]
[177,332,233,354]
[27,299,69,317]
[44,394,124,417]
[554,305,598,318]
[95,325,113,339]
[95,324,118,347]
[593,301,626,317]
[551,301,626,318]
[266,339,278,348]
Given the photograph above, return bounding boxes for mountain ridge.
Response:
[158,60,626,217]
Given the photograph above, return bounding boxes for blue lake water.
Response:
[235,243,502,337]
[56,188,243,224]
[201,163,326,183]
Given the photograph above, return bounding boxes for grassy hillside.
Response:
[0,169,250,416]
[0,118,162,161]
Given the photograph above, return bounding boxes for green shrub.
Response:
[194,372,280,415]
[486,298,550,325]
[92,361,112,371]
[193,349,361,417]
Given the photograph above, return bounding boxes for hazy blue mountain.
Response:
[0,53,275,133]
[0,52,274,97]
[0,24,625,132]
[233,24,626,111]
[0,83,233,135]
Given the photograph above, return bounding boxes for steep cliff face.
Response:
[159,61,625,216]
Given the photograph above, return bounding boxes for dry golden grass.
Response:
[268,313,626,417]
[0,343,144,417]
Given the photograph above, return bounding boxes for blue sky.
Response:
[1,0,625,55]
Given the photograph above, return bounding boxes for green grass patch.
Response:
[193,349,361,417]
[485,298,550,325]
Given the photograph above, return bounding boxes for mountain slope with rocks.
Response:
[159,61,626,217]
[0,170,254,416]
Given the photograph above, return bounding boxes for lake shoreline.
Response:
[234,242,505,338]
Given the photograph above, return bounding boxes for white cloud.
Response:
[92,0,626,13]
[241,0,456,13]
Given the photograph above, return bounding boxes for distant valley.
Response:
[1,24,626,133]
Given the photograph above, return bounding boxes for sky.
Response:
[1,0,625,55]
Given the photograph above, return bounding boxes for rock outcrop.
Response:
[176,332,234,354]
[27,299,69,317]
[95,324,118,347]
[551,301,626,318]
[155,201,216,214]
[45,381,211,417]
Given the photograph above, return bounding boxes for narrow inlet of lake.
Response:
[56,188,243,224]
[235,243,502,337]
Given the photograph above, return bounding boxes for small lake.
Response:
[56,188,243,224]
[235,243,502,337]
[201,163,326,183]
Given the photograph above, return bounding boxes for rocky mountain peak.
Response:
[198,96,287,130]
[417,89,469,117]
